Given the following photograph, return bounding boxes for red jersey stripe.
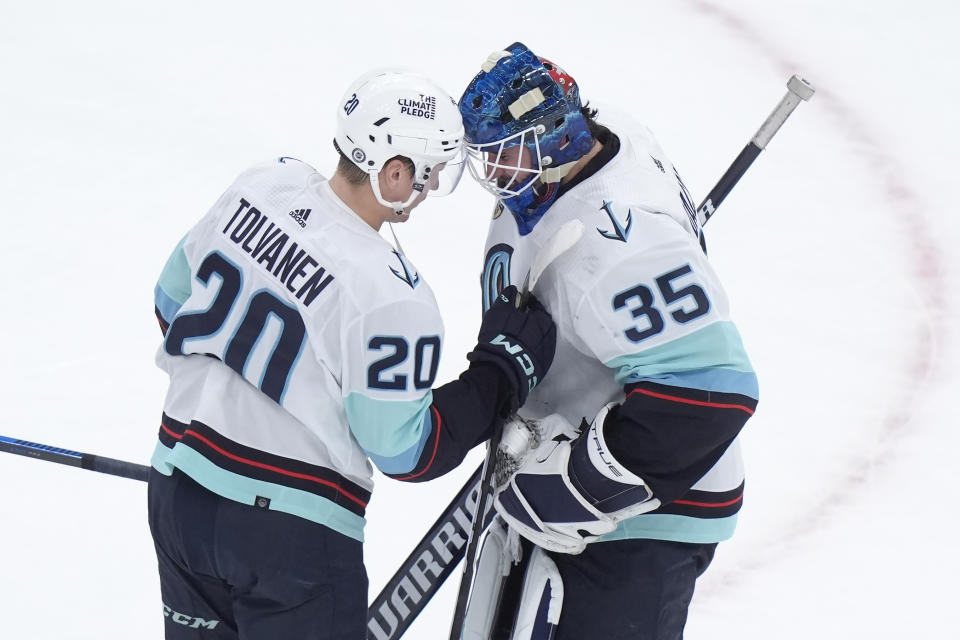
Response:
[673,494,743,508]
[394,405,443,481]
[161,422,367,508]
[627,387,755,415]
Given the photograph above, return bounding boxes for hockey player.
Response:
[147,69,557,639]
[457,44,759,639]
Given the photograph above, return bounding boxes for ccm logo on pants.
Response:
[164,604,220,630]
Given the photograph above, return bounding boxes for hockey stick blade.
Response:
[697,74,815,227]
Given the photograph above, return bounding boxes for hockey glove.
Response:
[493,404,662,554]
[467,286,556,413]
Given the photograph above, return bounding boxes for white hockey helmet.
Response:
[334,69,466,212]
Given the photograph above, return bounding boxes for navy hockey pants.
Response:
[550,538,717,640]
[147,468,368,639]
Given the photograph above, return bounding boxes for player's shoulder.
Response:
[208,156,327,231]
[581,213,701,281]
[591,104,667,159]
[332,235,440,316]
[536,196,705,316]
[230,156,321,191]
[552,172,697,262]
[561,122,697,251]
[590,109,683,196]
[344,255,443,338]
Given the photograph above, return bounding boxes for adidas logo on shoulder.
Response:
[288,208,312,228]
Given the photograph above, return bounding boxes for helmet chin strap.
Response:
[369,172,421,216]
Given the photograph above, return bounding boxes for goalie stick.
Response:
[697,75,814,227]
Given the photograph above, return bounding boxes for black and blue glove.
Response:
[467,285,556,413]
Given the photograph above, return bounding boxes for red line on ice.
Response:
[688,0,948,589]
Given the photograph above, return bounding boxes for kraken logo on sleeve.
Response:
[389,250,420,290]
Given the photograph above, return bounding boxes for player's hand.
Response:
[467,286,556,412]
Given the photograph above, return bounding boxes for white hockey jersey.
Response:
[152,158,448,542]
[480,120,759,543]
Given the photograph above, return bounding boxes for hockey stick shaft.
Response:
[446,436,501,640]
[0,434,150,482]
[367,465,489,640]
[697,75,815,227]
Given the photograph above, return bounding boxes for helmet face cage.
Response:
[464,126,544,199]
[458,43,594,233]
[335,69,466,210]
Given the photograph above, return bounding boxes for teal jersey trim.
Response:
[154,285,183,327]
[606,321,757,397]
[155,235,191,323]
[344,391,433,475]
[628,368,759,399]
[151,441,366,542]
[598,512,739,544]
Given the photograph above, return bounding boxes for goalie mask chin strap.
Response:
[539,160,578,184]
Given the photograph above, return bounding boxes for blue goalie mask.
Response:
[458,42,595,235]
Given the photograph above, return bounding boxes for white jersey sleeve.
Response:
[568,213,755,395]
[341,293,444,476]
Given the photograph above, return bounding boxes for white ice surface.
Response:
[1,1,957,638]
